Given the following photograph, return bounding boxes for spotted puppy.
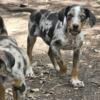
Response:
[9,5,96,87]
[0,16,34,100]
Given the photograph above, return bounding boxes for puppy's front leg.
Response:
[48,47,60,71]
[12,79,27,100]
[27,36,37,63]
[0,83,5,100]
[71,49,84,87]
[50,45,67,75]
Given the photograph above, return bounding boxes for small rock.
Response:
[40,80,43,84]
[5,88,13,96]
[32,61,38,67]
[74,87,79,90]
[43,70,49,74]
[68,89,71,92]
[40,72,44,76]
[93,49,100,53]
[30,88,40,92]
[44,93,51,97]
[40,79,46,84]
[56,99,61,100]
[47,63,54,69]
[88,65,92,68]
[27,93,36,99]
[68,98,72,100]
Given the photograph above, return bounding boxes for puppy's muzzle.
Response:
[70,24,80,36]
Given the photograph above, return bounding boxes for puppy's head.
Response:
[59,5,96,36]
[0,16,8,36]
[0,51,15,74]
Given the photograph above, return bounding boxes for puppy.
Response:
[0,16,34,100]
[8,5,96,87]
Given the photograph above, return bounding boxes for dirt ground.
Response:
[0,0,100,100]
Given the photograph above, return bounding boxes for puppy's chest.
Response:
[60,34,84,50]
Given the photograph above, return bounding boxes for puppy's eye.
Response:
[80,15,86,21]
[68,14,73,17]
[67,14,73,20]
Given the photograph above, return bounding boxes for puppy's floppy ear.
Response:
[0,16,8,35]
[58,6,71,22]
[84,8,96,27]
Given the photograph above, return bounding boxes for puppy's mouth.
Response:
[69,29,80,36]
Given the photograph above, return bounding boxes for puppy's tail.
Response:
[0,16,8,36]
[7,7,36,13]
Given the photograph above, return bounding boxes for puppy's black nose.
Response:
[73,24,79,30]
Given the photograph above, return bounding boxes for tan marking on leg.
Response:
[13,87,17,100]
[12,79,22,100]
[48,48,60,71]
[57,60,67,75]
[71,49,80,80]
[71,65,78,80]
[27,37,36,63]
[12,79,22,87]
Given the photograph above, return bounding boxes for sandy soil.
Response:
[0,0,100,100]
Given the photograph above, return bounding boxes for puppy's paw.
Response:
[70,79,84,87]
[26,67,35,78]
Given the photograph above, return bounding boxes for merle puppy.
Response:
[0,16,34,100]
[9,5,96,87]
